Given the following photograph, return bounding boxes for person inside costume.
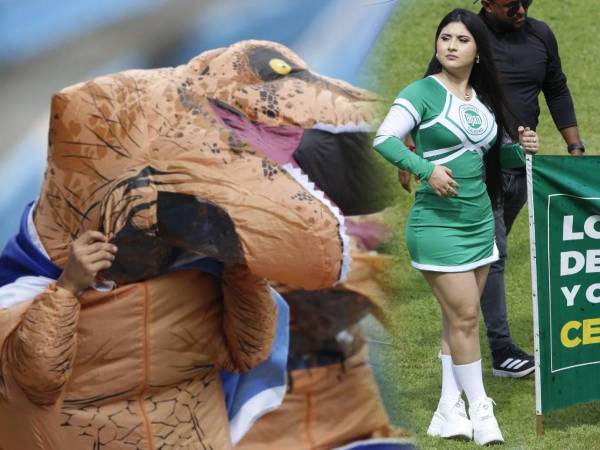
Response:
[237,211,414,450]
[0,40,384,450]
[373,9,539,446]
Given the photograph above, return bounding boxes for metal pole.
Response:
[536,415,544,436]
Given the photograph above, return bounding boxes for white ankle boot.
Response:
[427,396,473,440]
[469,396,504,445]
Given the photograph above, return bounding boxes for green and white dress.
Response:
[374,76,525,272]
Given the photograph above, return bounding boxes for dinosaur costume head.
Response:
[34,40,384,288]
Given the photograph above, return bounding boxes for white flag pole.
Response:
[526,154,543,435]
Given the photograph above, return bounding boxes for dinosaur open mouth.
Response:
[99,100,385,286]
[208,98,389,285]
[209,99,385,216]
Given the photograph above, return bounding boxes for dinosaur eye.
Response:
[269,58,292,76]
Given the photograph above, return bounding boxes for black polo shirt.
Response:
[480,11,577,132]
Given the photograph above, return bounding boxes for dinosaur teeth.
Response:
[311,121,375,134]
[281,163,351,284]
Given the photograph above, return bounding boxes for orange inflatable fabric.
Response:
[239,214,412,450]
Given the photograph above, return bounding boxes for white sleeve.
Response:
[373,103,418,147]
[0,276,54,309]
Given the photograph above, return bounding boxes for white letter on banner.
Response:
[584,215,600,239]
[586,250,600,273]
[561,285,581,307]
[586,283,600,304]
[561,251,585,276]
[563,215,584,241]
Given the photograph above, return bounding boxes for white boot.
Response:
[427,396,473,440]
[469,396,504,445]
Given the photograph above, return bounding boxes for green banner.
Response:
[528,155,600,414]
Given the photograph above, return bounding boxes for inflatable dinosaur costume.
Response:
[0,41,384,449]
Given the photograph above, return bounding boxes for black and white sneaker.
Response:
[492,345,535,378]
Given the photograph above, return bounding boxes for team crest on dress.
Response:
[459,104,488,136]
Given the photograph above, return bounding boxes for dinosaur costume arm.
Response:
[1,285,80,406]
[215,267,277,372]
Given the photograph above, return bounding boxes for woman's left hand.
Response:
[518,126,539,154]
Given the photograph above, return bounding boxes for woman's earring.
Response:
[475,55,480,64]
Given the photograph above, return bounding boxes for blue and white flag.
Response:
[221,289,289,444]
[334,438,416,450]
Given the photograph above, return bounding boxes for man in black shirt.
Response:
[478,0,585,378]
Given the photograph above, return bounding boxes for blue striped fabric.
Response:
[0,202,61,286]
[334,438,415,450]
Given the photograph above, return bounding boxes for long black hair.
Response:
[424,8,517,207]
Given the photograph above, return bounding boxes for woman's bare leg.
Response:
[423,270,481,364]
[474,265,490,297]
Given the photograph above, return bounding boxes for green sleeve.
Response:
[500,143,526,169]
[374,136,436,180]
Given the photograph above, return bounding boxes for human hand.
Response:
[56,231,117,295]
[569,148,584,156]
[428,165,459,198]
[398,169,412,193]
[518,126,539,154]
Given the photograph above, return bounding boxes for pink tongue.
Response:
[346,220,392,250]
[211,102,303,167]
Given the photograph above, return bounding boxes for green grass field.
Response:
[363,1,600,448]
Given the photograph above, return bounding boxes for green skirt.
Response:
[406,190,498,272]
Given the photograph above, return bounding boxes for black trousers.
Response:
[480,170,528,354]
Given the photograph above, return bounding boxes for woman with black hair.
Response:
[373,8,538,445]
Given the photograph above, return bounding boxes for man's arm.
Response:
[560,126,584,155]
[540,23,584,155]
